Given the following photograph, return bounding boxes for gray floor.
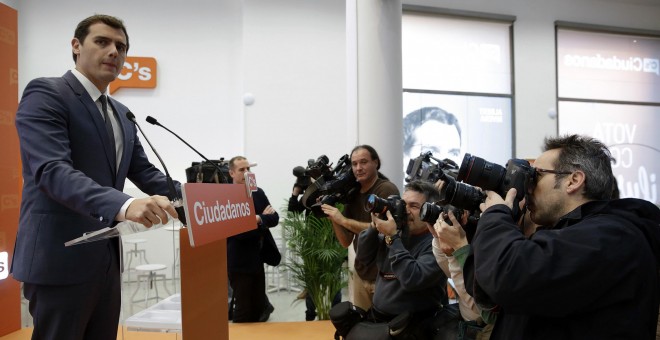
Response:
[20,266,327,328]
[119,268,312,323]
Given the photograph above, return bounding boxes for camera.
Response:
[364,194,407,227]
[405,152,485,212]
[185,158,231,183]
[457,153,534,203]
[405,151,458,183]
[292,155,331,191]
[419,202,464,225]
[300,154,360,217]
[458,153,535,221]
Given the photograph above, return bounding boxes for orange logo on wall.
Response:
[109,56,157,94]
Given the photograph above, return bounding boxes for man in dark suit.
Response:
[12,14,179,340]
[226,156,279,322]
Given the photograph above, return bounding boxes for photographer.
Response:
[468,135,660,339]
[354,180,447,337]
[286,178,342,321]
[322,145,399,311]
[431,206,495,340]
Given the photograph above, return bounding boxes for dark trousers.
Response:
[229,267,266,323]
[23,243,121,340]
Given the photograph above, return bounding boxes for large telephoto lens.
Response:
[438,173,485,212]
[458,153,506,193]
[451,182,486,212]
[420,202,443,224]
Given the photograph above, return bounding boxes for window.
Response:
[557,25,660,204]
[402,10,515,181]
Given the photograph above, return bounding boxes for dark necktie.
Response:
[99,95,117,167]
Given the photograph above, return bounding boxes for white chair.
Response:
[123,238,149,283]
[131,263,171,307]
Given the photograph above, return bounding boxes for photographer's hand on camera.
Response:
[432,210,468,256]
[370,211,397,237]
[479,188,517,214]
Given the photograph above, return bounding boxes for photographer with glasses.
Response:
[461,134,660,340]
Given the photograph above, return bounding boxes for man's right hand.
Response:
[126,195,178,227]
[321,204,345,225]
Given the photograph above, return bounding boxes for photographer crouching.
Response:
[353,180,448,338]
[463,135,660,339]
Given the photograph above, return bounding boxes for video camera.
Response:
[300,154,360,217]
[292,155,332,191]
[185,158,231,184]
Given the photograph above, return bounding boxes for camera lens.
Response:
[420,202,442,224]
[451,182,486,212]
[365,194,389,214]
[458,153,506,193]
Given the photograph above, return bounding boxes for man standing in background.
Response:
[227,156,279,322]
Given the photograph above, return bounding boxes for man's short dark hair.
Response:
[543,134,616,201]
[403,107,462,155]
[73,14,129,62]
[228,156,247,169]
[405,180,440,203]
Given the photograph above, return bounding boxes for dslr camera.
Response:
[405,152,485,213]
[458,153,534,204]
[300,154,360,217]
[457,153,535,221]
[364,194,407,227]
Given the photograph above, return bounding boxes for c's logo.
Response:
[109,56,157,94]
[0,251,8,280]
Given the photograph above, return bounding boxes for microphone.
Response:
[126,112,187,225]
[145,115,230,183]
[293,166,307,177]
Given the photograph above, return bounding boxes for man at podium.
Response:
[12,14,179,340]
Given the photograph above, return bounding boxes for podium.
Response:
[115,183,256,338]
[179,183,257,339]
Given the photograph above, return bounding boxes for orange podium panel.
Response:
[179,183,257,340]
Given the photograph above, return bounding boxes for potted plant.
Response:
[281,209,347,320]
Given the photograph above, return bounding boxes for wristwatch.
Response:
[385,233,400,246]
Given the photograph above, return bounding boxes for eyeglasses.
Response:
[534,168,573,176]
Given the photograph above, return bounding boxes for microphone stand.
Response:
[145,116,230,183]
[126,112,187,225]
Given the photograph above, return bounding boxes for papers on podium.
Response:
[64,214,181,247]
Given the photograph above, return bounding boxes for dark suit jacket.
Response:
[12,71,173,285]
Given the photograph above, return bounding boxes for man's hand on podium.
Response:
[126,195,179,227]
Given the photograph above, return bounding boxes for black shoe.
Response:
[259,302,275,322]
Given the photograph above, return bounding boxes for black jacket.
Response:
[468,198,660,340]
[227,187,279,273]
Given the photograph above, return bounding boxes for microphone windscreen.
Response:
[126,111,136,122]
[293,166,306,177]
[146,116,158,125]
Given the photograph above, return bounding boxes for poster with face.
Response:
[402,91,513,184]
[559,101,659,205]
